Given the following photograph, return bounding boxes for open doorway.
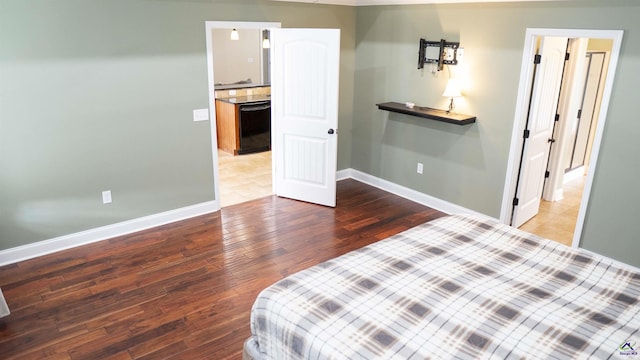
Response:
[519,43,611,246]
[206,24,341,210]
[205,21,281,209]
[501,28,623,248]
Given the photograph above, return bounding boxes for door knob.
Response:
[328,129,335,134]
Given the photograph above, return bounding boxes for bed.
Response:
[244,214,640,359]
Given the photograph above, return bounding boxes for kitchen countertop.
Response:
[215,94,271,104]
[214,83,270,90]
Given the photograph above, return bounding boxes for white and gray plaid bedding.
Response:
[248,214,640,359]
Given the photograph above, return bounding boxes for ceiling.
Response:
[271,0,574,5]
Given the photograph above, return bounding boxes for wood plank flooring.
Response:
[0,179,446,359]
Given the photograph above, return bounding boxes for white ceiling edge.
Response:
[271,0,577,6]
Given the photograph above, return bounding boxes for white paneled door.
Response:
[513,36,568,227]
[270,28,340,207]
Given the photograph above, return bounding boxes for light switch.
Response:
[193,108,209,122]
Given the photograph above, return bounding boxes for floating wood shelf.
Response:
[376,102,476,125]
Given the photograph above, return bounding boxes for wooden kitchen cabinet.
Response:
[215,99,240,155]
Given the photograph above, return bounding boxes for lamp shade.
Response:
[230,29,239,41]
[443,78,462,98]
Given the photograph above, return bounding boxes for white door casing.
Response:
[271,28,341,207]
[512,36,568,228]
[205,21,281,211]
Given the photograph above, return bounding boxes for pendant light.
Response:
[230,28,239,41]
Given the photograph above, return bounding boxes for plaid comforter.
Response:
[248,214,640,359]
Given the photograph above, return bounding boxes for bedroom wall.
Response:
[352,0,640,266]
[0,0,356,251]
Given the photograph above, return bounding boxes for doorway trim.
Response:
[205,21,281,211]
[500,28,623,248]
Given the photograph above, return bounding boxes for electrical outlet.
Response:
[444,48,456,61]
[102,190,112,204]
[0,288,9,318]
[417,163,424,174]
[456,48,464,63]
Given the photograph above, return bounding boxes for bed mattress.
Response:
[246,214,640,359]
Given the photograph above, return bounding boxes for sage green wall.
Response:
[353,1,640,266]
[0,0,355,250]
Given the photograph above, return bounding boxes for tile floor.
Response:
[518,175,586,246]
[218,149,272,207]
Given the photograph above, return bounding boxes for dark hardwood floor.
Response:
[0,179,446,359]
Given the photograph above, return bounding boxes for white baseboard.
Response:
[340,168,487,218]
[564,167,586,184]
[0,201,219,267]
[1,170,482,267]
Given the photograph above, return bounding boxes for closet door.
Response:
[566,52,606,171]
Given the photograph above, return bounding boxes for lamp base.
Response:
[446,97,456,114]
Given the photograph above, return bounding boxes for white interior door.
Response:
[513,36,568,227]
[270,28,340,207]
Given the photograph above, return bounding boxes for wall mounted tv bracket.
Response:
[418,38,460,71]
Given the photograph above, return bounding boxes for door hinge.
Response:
[555,114,560,122]
[513,198,519,206]
[545,170,550,178]
[548,138,556,143]
[523,129,530,139]
[534,54,541,64]
[565,52,570,61]
[577,109,582,119]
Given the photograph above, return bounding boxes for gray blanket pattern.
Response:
[249,214,640,359]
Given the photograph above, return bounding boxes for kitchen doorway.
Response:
[205,21,281,209]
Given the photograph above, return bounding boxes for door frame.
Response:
[205,21,281,211]
[500,28,623,248]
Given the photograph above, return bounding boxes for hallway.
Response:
[519,175,585,246]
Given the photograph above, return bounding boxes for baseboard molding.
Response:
[343,168,486,217]
[0,201,218,267]
[1,170,481,267]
